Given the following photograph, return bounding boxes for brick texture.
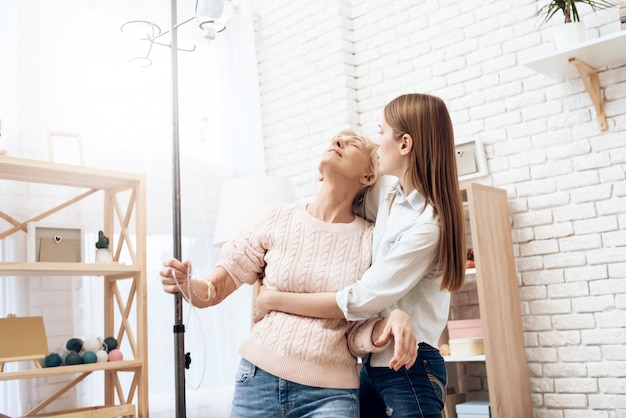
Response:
[253,0,626,416]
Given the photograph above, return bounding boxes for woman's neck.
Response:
[397,173,416,196]
[307,184,356,223]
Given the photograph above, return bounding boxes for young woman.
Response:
[253,94,466,417]
[159,129,416,417]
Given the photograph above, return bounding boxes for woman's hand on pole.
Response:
[160,258,191,294]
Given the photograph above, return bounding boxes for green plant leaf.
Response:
[536,0,617,26]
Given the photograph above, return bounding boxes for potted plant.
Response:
[537,0,617,49]
[95,230,112,263]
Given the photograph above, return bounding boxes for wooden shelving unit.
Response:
[0,155,148,417]
[446,182,532,418]
[523,31,626,131]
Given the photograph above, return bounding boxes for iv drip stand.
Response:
[170,0,187,416]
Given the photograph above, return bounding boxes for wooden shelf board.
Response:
[443,354,486,363]
[0,262,140,276]
[522,31,626,79]
[0,155,143,190]
[0,360,143,381]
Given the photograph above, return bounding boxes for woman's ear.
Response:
[361,171,376,186]
[400,133,413,156]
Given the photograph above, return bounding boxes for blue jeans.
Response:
[359,343,446,417]
[230,358,359,418]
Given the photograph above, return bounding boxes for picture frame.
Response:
[455,138,488,181]
[27,222,83,263]
[47,131,84,166]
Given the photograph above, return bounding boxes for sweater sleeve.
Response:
[216,205,278,288]
[346,317,392,357]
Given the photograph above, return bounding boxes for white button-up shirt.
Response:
[337,176,450,367]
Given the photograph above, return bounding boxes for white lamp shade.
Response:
[213,176,296,247]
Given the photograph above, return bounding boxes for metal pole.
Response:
[170,0,187,416]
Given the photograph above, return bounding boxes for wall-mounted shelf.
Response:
[523,30,626,131]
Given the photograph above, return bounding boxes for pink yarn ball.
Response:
[108,349,124,361]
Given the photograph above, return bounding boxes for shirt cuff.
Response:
[336,286,372,321]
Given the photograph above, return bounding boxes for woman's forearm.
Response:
[185,266,237,308]
[264,289,344,319]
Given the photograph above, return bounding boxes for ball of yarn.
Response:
[83,337,103,353]
[104,336,118,353]
[95,349,109,363]
[66,338,83,353]
[82,351,98,364]
[108,349,123,361]
[44,353,62,367]
[65,352,84,366]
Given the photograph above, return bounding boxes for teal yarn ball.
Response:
[44,353,62,367]
[65,352,83,366]
[66,338,83,353]
[104,336,118,353]
[82,351,98,364]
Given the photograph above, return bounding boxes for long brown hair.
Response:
[384,94,466,292]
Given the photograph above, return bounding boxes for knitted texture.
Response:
[218,203,376,389]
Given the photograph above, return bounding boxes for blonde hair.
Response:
[383,94,466,292]
[331,129,379,208]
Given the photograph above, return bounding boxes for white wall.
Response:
[1,1,261,417]
[2,0,625,416]
[252,0,626,416]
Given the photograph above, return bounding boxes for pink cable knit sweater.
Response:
[217,202,384,389]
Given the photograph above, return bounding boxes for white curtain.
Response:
[0,1,263,416]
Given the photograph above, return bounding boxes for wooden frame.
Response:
[455,138,487,181]
[47,131,84,166]
[27,222,83,263]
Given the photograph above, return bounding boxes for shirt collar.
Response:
[386,180,427,212]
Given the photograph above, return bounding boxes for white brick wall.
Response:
[253,0,626,416]
[2,0,624,415]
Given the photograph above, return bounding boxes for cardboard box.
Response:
[456,400,490,417]
[448,319,483,339]
[449,337,484,356]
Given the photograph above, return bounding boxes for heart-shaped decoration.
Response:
[53,235,62,244]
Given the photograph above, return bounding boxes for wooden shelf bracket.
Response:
[568,57,607,131]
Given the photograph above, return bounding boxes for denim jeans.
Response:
[359,343,446,418]
[230,358,359,418]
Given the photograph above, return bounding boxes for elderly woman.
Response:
[159,129,416,418]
